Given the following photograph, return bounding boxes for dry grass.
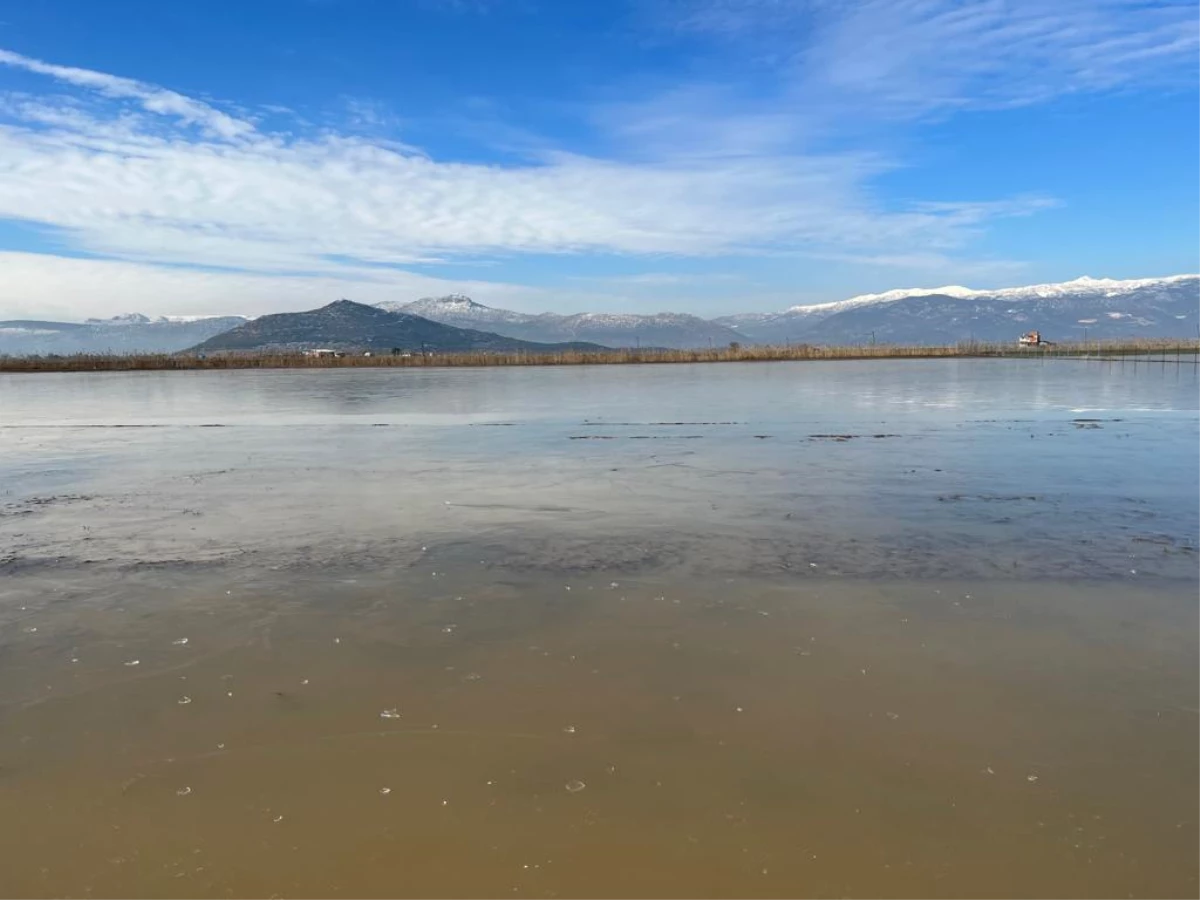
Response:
[2,338,1197,373]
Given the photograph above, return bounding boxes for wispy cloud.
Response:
[0,49,1046,280]
[0,250,591,321]
[0,0,1190,319]
[651,0,1199,116]
[0,48,254,139]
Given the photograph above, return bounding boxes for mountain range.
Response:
[189,299,606,354]
[391,275,1197,348]
[0,314,247,356]
[713,275,1199,345]
[377,295,744,349]
[1,274,1195,356]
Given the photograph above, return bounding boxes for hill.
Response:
[188,299,608,354]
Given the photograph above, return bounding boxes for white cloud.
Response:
[0,49,254,139]
[0,251,575,321]
[0,48,1054,308]
[654,0,1199,115]
[0,4,1190,320]
[0,95,1024,270]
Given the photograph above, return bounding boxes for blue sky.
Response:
[0,0,1196,320]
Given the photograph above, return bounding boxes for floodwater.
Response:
[0,358,1196,898]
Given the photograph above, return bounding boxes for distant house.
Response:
[304,348,338,358]
[1018,330,1047,347]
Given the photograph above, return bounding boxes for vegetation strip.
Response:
[2,339,1196,372]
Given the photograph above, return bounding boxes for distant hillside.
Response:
[715,275,1200,345]
[378,295,746,349]
[189,299,609,353]
[8,273,1196,356]
[0,315,246,356]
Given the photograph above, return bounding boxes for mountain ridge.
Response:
[188,299,609,354]
[715,273,1199,344]
[783,273,1200,315]
[2,273,1196,355]
[0,314,248,356]
[379,296,750,349]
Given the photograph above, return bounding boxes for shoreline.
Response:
[1,339,1197,372]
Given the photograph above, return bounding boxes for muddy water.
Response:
[1,359,1197,898]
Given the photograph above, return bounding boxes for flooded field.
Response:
[1,358,1197,898]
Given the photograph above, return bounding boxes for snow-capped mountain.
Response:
[4,273,1197,356]
[85,312,155,326]
[783,274,1195,317]
[0,314,248,355]
[715,274,1199,344]
[388,276,1198,348]
[377,294,533,330]
[378,295,745,349]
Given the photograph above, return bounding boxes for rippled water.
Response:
[1,358,1197,898]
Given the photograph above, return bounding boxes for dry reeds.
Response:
[2,338,1196,373]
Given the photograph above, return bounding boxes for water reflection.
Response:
[2,361,1195,582]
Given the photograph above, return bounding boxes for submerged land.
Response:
[1,358,1196,898]
[2,337,1197,372]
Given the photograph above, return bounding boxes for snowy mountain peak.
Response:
[158,314,249,323]
[1011,274,1197,297]
[786,273,1198,316]
[416,294,488,309]
[86,312,153,326]
[376,294,494,315]
[79,312,248,326]
[787,285,975,314]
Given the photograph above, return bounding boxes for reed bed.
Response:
[3,338,1196,373]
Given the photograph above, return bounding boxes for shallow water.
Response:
[1,359,1197,897]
